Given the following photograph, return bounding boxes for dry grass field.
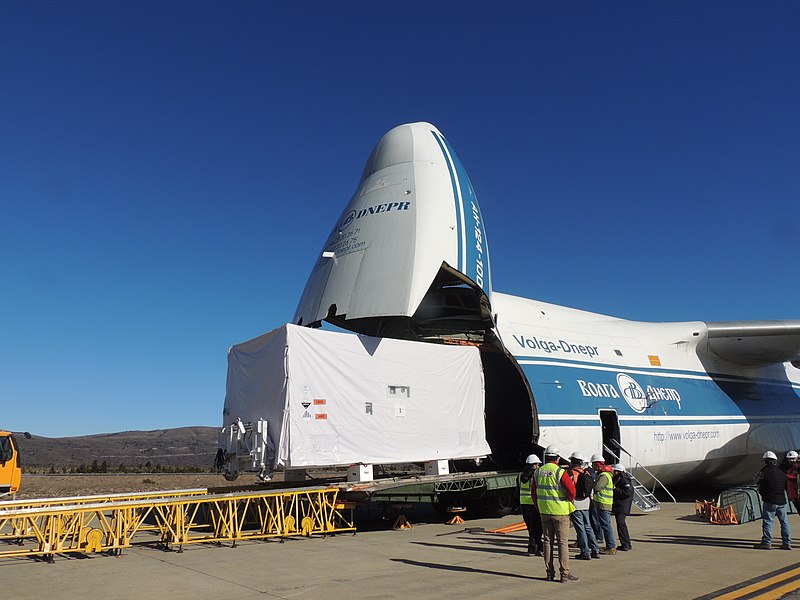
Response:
[15,473,257,500]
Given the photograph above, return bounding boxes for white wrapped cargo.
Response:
[221,324,489,474]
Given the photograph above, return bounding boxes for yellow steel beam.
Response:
[0,487,355,560]
[0,488,207,510]
[0,489,207,541]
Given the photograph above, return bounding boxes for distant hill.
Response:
[14,426,219,469]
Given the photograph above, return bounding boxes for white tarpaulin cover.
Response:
[223,324,489,469]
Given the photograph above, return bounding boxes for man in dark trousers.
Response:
[611,464,634,551]
[755,450,792,550]
[519,453,543,556]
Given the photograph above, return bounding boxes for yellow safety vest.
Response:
[519,474,534,505]
[593,470,614,509]
[535,462,575,516]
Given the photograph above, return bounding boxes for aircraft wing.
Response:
[705,320,800,366]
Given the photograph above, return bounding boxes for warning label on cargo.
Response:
[388,385,410,399]
[315,413,328,420]
[313,399,326,405]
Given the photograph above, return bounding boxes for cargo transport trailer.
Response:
[217,324,526,518]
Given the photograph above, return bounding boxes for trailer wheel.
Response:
[484,490,515,517]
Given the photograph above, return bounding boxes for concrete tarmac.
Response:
[3,502,799,600]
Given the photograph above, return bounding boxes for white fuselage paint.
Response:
[493,291,800,486]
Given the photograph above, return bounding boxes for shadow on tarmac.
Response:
[390,558,543,581]
[641,534,759,549]
[411,540,528,558]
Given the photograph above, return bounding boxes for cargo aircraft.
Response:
[293,122,800,487]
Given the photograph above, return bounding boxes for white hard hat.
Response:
[763,451,778,461]
[787,451,799,460]
[590,453,605,463]
[526,454,542,464]
[612,463,625,472]
[569,451,586,462]
[544,444,561,457]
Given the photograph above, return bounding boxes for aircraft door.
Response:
[599,410,620,464]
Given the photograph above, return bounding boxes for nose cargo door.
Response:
[292,123,537,467]
[294,122,492,334]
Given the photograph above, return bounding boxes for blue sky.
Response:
[1,3,798,437]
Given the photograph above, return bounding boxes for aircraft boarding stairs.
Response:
[631,480,661,512]
[603,442,676,512]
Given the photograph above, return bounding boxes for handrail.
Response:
[603,441,677,504]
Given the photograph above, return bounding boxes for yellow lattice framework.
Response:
[0,489,207,541]
[0,487,355,560]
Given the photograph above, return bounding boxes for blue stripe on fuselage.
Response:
[443,139,491,297]
[431,130,491,298]
[516,353,800,387]
[517,360,800,421]
[431,131,463,274]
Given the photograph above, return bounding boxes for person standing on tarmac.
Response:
[779,450,800,514]
[611,464,634,551]
[589,453,617,554]
[519,454,543,556]
[755,450,792,550]
[531,445,579,583]
[568,452,600,560]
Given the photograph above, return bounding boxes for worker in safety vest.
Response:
[519,453,543,556]
[531,445,579,583]
[589,453,616,554]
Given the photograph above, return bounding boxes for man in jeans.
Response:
[755,450,792,550]
[589,453,616,555]
[568,452,600,560]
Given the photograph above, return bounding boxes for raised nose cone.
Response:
[294,122,493,339]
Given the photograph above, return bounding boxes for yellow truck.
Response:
[0,431,29,498]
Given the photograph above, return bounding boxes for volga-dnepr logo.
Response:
[339,210,357,232]
[616,373,647,413]
[576,372,682,413]
[338,201,411,233]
